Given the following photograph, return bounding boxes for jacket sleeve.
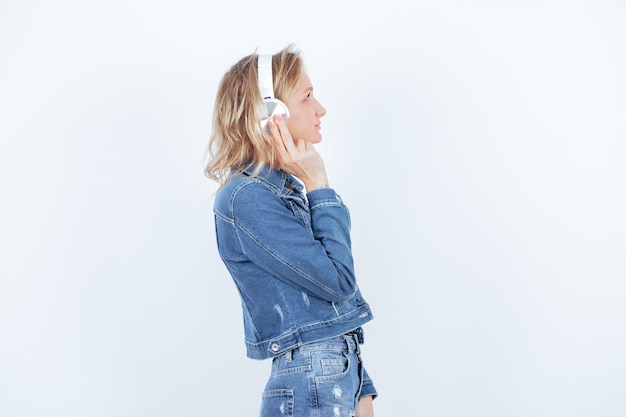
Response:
[230,183,357,302]
[359,367,378,399]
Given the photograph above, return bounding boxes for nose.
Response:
[316,101,327,118]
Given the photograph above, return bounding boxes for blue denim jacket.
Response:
[213,164,376,396]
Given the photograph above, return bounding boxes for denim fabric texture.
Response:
[213,163,377,398]
[260,334,365,417]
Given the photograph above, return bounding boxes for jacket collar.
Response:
[241,162,304,194]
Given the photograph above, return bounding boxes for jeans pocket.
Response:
[314,350,351,381]
[260,389,294,417]
[322,357,347,376]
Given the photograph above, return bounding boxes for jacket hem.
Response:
[244,304,373,360]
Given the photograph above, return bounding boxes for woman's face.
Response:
[285,71,327,144]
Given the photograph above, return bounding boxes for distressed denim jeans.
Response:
[260,333,364,417]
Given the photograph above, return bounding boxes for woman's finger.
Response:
[273,114,296,152]
[269,118,288,157]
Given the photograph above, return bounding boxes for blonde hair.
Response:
[204,44,303,185]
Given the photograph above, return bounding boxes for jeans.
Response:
[259,333,364,417]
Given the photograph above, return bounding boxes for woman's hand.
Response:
[356,395,374,417]
[269,115,329,191]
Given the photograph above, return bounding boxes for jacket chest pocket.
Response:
[285,196,312,233]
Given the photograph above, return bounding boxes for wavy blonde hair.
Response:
[204,44,303,185]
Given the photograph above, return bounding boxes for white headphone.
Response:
[258,54,290,131]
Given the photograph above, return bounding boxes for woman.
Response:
[205,44,377,417]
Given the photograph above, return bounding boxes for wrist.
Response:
[303,177,329,192]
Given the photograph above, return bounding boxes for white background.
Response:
[1,0,625,416]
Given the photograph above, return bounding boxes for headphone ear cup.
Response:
[261,98,290,132]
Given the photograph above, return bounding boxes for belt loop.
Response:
[353,327,364,344]
[343,332,360,354]
[353,332,361,355]
[285,348,293,363]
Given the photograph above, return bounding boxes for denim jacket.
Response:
[213,164,377,397]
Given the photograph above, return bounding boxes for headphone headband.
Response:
[257,52,289,131]
[257,54,275,100]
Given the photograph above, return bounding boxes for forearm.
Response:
[356,395,374,417]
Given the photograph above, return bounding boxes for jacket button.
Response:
[270,343,279,352]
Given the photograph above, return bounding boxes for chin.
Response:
[310,133,323,143]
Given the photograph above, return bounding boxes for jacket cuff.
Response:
[359,374,378,400]
[306,187,344,208]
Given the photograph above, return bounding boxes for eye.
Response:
[305,91,312,100]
